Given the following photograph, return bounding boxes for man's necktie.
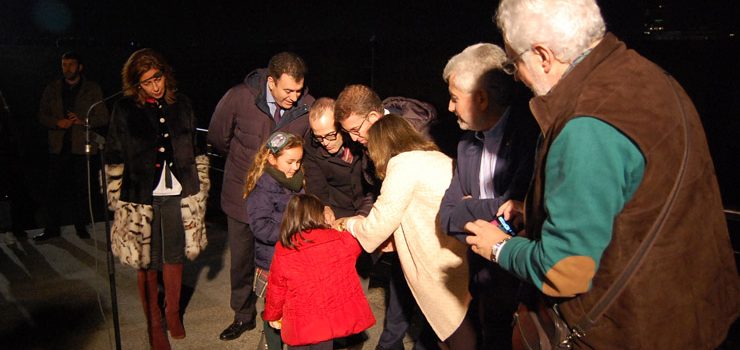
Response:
[273,105,281,124]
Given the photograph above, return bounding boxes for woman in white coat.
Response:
[335,114,475,349]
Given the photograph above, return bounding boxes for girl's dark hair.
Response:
[279,194,329,249]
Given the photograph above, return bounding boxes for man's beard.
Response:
[529,71,551,96]
[523,60,552,96]
[456,118,472,131]
[64,71,80,81]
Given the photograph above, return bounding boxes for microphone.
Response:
[85,90,122,155]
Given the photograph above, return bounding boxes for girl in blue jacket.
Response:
[244,131,304,349]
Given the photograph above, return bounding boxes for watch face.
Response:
[491,237,512,263]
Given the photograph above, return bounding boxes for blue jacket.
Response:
[246,173,302,270]
[440,103,539,239]
[439,102,539,294]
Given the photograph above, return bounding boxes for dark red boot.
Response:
[163,263,185,339]
[146,269,172,350]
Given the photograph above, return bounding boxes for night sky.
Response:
[2,0,736,46]
[1,0,739,209]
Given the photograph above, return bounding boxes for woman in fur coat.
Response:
[105,48,209,350]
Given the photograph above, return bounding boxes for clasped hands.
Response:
[329,210,395,253]
[56,111,84,129]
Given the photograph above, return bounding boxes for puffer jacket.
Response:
[383,96,436,139]
[208,69,313,222]
[263,228,375,346]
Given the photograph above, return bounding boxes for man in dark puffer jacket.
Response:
[208,52,314,341]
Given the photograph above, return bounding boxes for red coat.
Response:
[263,228,375,346]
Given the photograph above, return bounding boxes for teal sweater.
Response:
[498,117,645,296]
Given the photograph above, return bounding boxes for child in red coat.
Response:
[263,194,375,349]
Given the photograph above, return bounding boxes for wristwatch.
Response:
[490,236,512,263]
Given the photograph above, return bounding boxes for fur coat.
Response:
[105,155,209,269]
[104,94,209,269]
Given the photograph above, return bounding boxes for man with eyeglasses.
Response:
[208,52,314,341]
[304,97,374,221]
[463,0,740,349]
[335,84,436,146]
[335,84,437,350]
[439,43,539,349]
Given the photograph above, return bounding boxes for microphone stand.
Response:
[85,91,124,350]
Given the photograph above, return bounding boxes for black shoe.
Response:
[75,225,90,239]
[219,320,256,341]
[33,229,60,241]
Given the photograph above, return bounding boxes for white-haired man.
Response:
[440,43,539,349]
[464,0,739,348]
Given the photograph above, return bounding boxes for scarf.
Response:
[264,166,304,192]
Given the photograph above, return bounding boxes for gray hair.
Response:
[496,0,605,63]
[443,43,513,106]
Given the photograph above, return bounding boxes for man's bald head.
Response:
[309,97,344,155]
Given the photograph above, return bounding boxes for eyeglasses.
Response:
[502,48,530,75]
[312,130,338,143]
[341,114,369,136]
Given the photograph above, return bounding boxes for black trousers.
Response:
[378,253,478,350]
[227,216,257,322]
[377,253,413,349]
[45,152,89,231]
[149,195,185,270]
[404,298,478,350]
[469,253,518,350]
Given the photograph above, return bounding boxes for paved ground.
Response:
[0,215,415,350]
[3,215,738,350]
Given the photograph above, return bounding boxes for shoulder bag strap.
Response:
[570,73,691,339]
